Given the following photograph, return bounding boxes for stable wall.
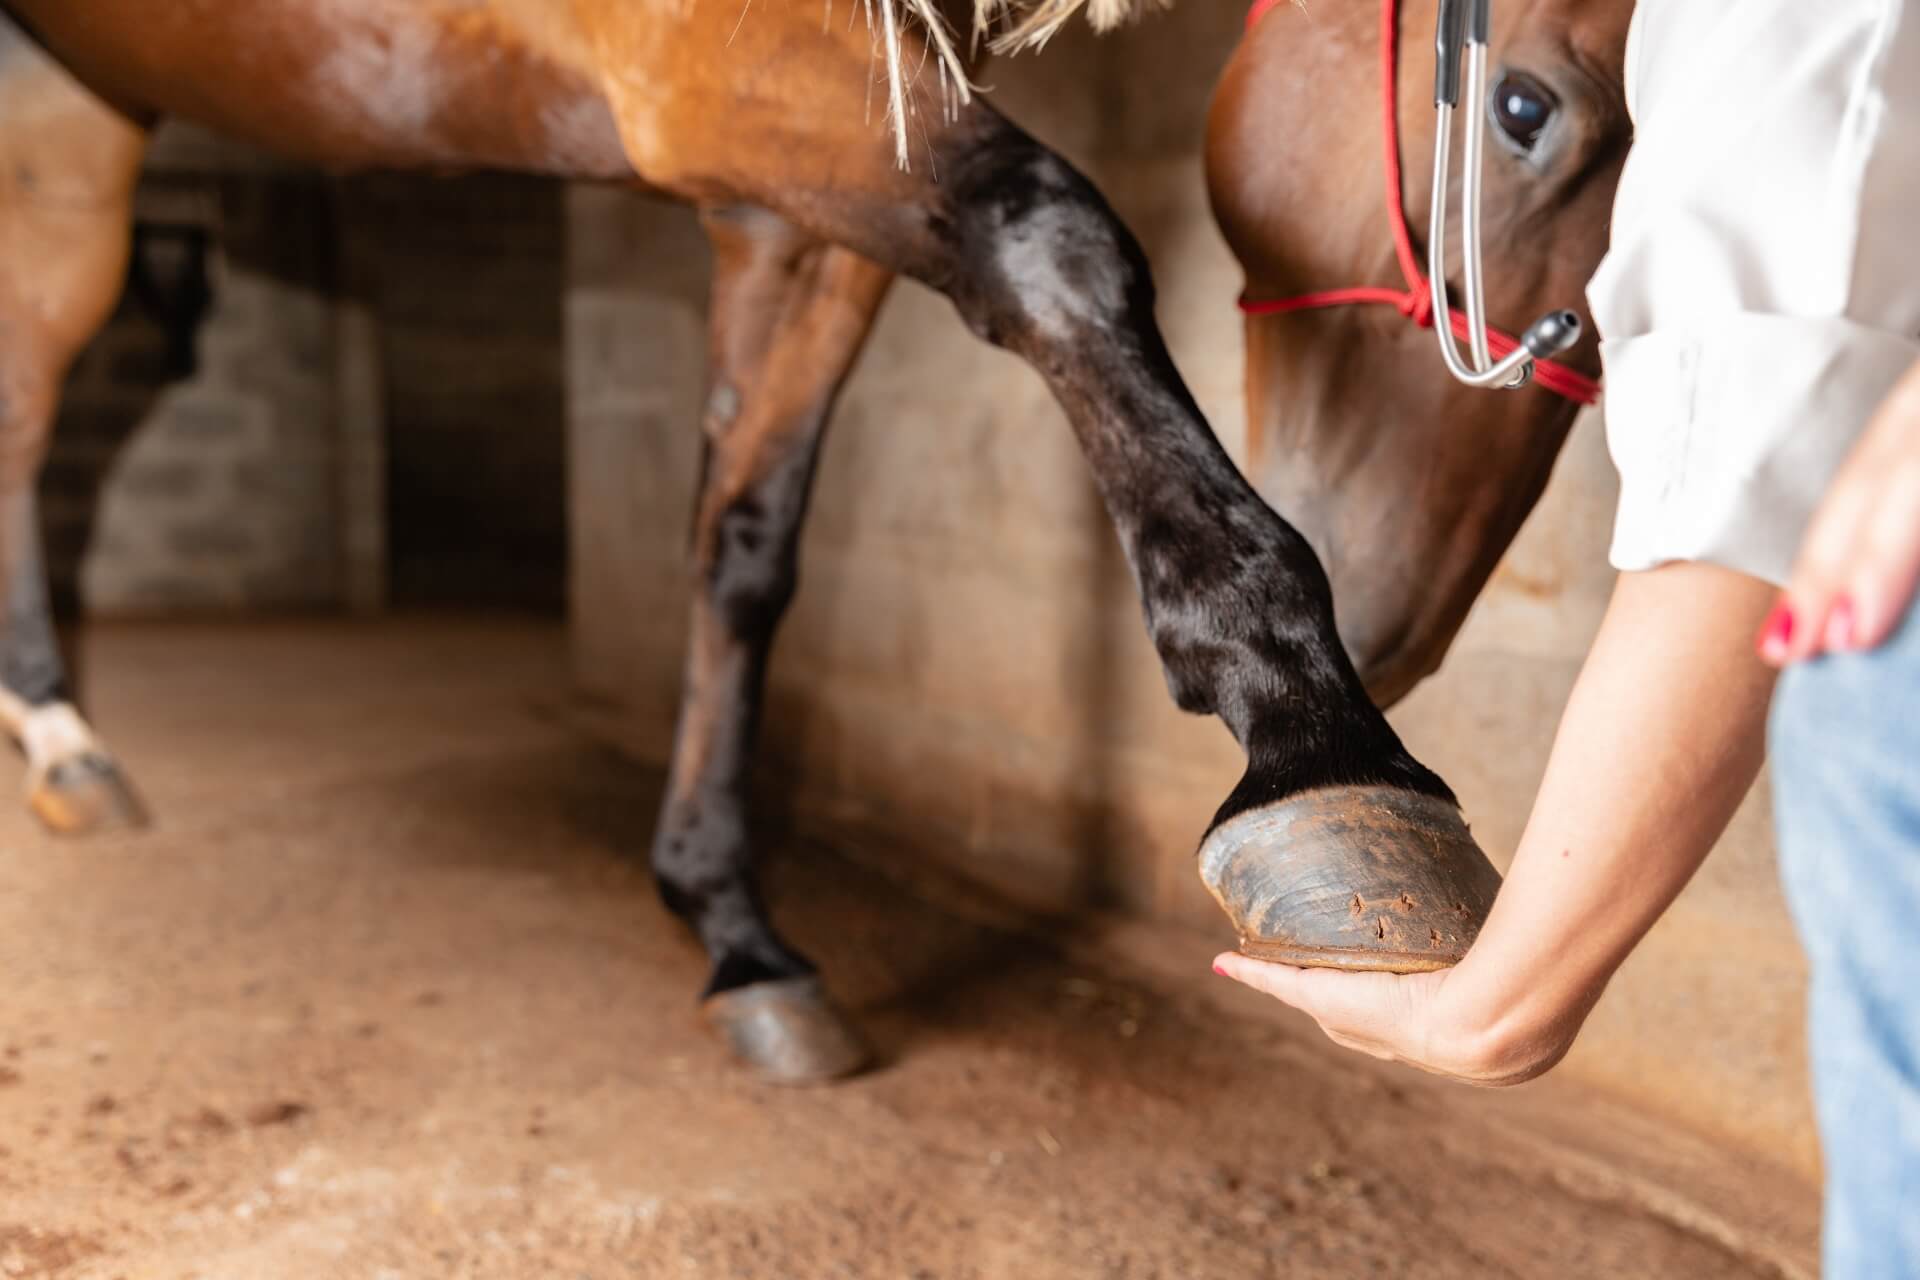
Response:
[53,156,342,614]
[567,16,1814,1182]
[53,130,570,617]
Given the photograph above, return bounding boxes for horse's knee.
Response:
[937,130,1155,357]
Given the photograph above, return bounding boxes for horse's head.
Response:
[1206,0,1633,706]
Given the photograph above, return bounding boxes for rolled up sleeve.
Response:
[1588,0,1920,585]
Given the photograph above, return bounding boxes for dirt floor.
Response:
[0,621,1818,1279]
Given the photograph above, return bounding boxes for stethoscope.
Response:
[1427,0,1582,389]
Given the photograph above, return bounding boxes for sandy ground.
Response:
[0,620,1818,1279]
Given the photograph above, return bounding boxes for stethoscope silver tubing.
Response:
[1428,94,1536,389]
[1460,41,1495,373]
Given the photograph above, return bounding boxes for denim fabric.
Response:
[1771,605,1920,1279]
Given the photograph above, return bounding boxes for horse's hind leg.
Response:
[652,206,892,1083]
[0,15,151,833]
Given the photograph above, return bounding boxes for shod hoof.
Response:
[28,752,150,837]
[703,975,871,1085]
[1198,786,1501,973]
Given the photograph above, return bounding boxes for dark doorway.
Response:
[342,173,570,615]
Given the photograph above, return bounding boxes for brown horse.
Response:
[0,0,1620,1081]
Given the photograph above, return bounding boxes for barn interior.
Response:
[0,10,1819,1278]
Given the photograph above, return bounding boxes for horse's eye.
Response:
[1489,71,1559,153]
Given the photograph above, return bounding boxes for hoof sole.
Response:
[29,753,150,837]
[1199,786,1501,973]
[703,976,870,1085]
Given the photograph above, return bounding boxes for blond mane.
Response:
[857,0,1166,167]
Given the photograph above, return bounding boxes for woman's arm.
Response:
[1215,561,1778,1085]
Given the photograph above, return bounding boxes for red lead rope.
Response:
[1236,0,1602,407]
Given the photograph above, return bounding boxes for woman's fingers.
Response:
[1767,454,1920,664]
[1212,955,1531,1084]
[1756,593,1815,665]
[1771,474,1865,664]
[1767,362,1920,666]
[1850,458,1920,648]
[1212,954,1384,1040]
[1212,952,1320,1008]
[1212,954,1431,1057]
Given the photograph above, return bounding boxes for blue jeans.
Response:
[1771,606,1920,1279]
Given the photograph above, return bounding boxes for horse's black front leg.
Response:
[650,207,893,1082]
[904,117,1503,971]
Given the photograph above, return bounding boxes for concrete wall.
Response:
[50,167,343,615]
[50,131,571,617]
[565,17,1811,1181]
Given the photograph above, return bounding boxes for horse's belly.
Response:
[7,0,634,178]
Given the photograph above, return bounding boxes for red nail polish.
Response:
[1212,962,1229,977]
[1826,597,1855,651]
[1757,604,1795,659]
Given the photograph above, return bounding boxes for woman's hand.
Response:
[1210,954,1574,1087]
[1760,359,1920,665]
[1213,564,1777,1091]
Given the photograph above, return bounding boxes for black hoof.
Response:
[1198,786,1502,973]
[28,752,150,837]
[703,975,871,1085]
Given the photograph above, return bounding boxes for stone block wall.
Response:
[50,170,341,614]
[47,128,570,618]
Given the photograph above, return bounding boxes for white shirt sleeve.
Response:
[1587,0,1920,585]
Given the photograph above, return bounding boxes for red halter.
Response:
[1236,0,1602,406]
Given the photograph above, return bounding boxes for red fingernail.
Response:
[1825,597,1856,651]
[1212,962,1229,977]
[1756,604,1795,661]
